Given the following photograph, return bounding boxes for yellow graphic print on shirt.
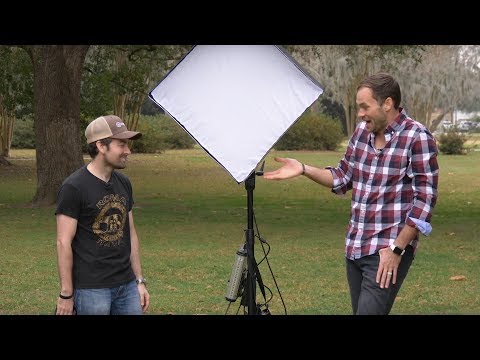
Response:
[93,194,127,247]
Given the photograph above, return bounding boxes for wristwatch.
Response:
[390,244,405,256]
[136,277,147,286]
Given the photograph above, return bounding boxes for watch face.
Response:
[390,244,403,255]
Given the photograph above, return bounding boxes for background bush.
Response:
[275,112,344,151]
[438,128,467,155]
[12,113,345,153]
[11,114,196,154]
[131,115,196,153]
[11,115,35,149]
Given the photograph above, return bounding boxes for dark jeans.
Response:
[346,245,414,315]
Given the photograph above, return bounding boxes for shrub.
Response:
[275,112,344,151]
[131,115,195,153]
[11,115,35,149]
[438,128,467,155]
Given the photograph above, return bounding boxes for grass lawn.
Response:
[1,147,479,315]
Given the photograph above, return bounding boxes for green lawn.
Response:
[0,148,479,314]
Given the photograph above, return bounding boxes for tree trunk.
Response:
[430,109,450,132]
[0,154,11,165]
[344,98,357,137]
[27,45,90,206]
[0,114,15,157]
[114,94,127,120]
[0,94,16,158]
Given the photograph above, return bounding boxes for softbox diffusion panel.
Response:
[149,45,323,183]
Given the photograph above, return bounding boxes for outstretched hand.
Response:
[263,157,303,180]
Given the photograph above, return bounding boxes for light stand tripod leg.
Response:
[244,171,256,315]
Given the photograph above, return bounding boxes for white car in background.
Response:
[441,121,453,131]
[458,121,475,131]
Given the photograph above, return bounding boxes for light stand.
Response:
[147,45,324,314]
[242,162,265,315]
[244,170,257,314]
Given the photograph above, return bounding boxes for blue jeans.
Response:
[74,280,143,315]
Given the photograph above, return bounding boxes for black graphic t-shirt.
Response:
[55,165,136,288]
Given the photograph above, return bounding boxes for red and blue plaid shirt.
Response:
[327,109,439,260]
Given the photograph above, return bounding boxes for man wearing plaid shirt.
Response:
[264,73,439,314]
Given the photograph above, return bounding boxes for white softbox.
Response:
[149,45,323,183]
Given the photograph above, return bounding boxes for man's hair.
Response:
[357,72,401,110]
[87,138,113,159]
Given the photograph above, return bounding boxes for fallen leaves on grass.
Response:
[449,275,466,281]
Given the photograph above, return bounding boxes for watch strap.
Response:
[390,244,405,256]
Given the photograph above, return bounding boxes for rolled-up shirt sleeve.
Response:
[327,166,351,195]
[327,128,359,195]
[405,129,439,236]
